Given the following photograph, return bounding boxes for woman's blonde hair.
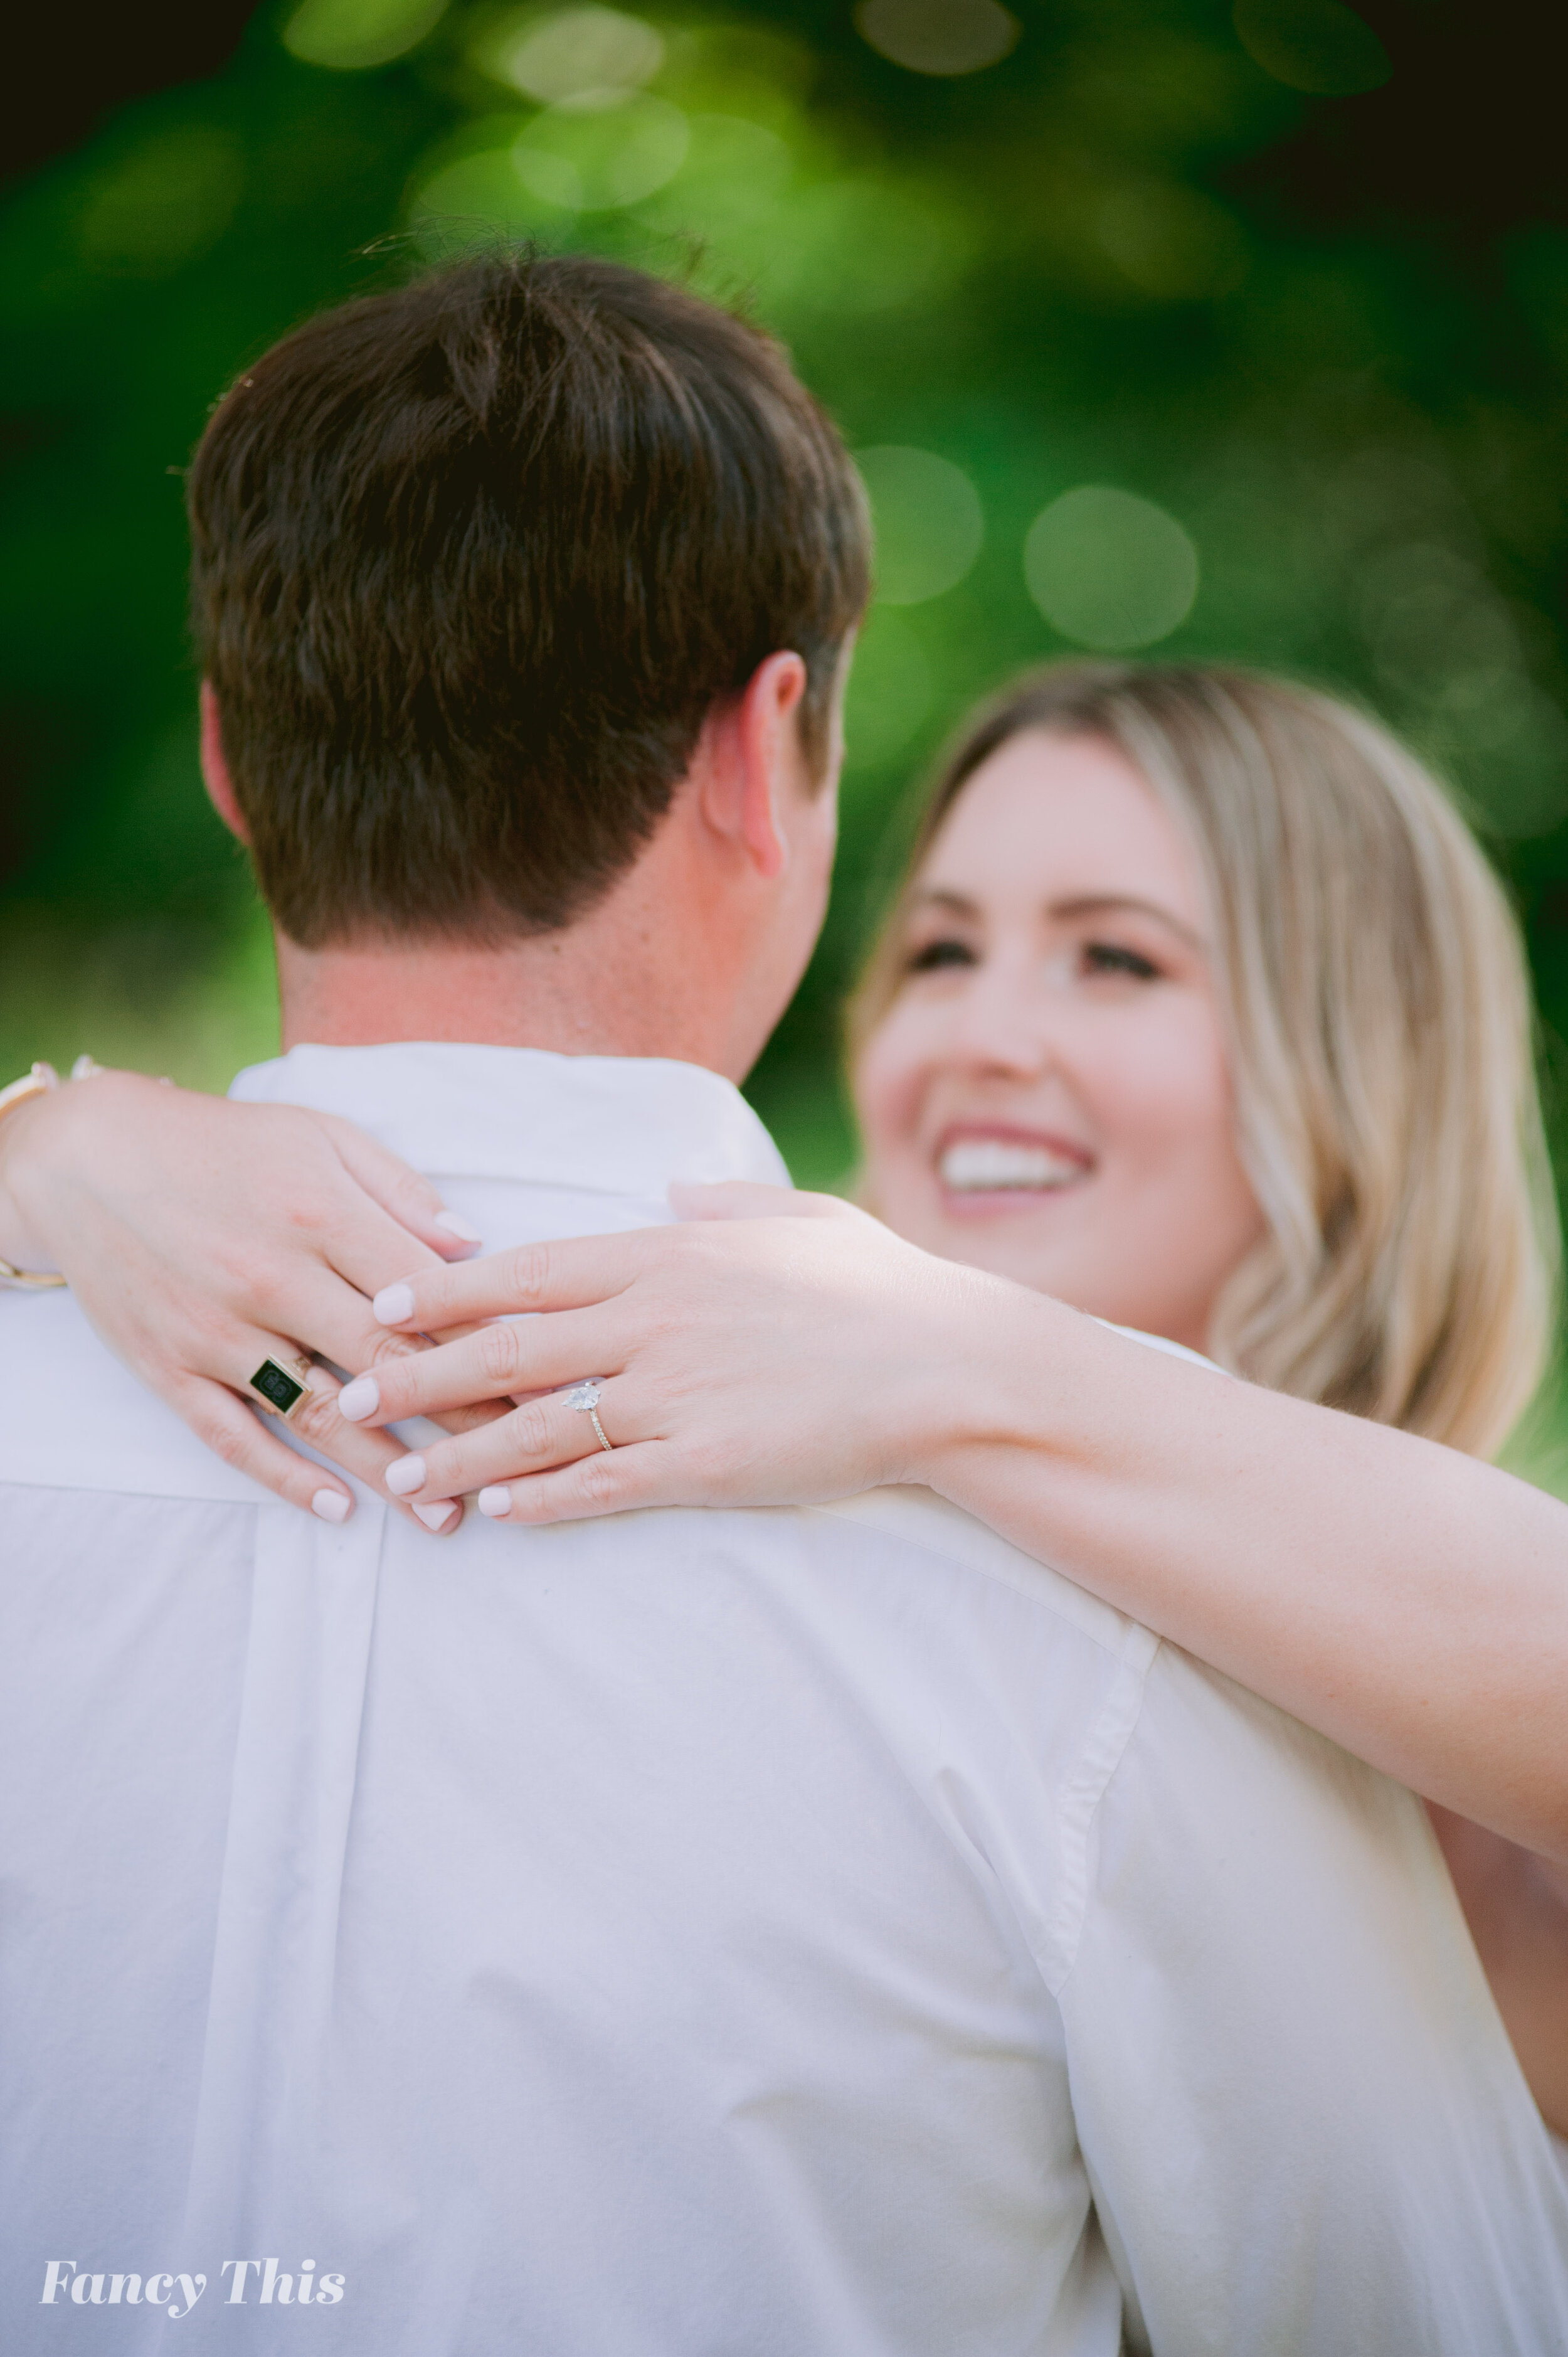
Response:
[849,661,1559,1458]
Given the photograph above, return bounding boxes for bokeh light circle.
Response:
[854,0,1019,77]
[857,447,984,605]
[495,7,664,103]
[513,90,688,213]
[1024,487,1199,650]
[283,0,450,72]
[759,179,972,316]
[1231,0,1391,95]
[633,114,793,235]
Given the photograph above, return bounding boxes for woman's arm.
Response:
[0,1068,490,1530]
[346,1188,1568,1870]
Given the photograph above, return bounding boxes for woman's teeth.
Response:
[938,1138,1086,1193]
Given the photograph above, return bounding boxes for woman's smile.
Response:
[933,1123,1095,1212]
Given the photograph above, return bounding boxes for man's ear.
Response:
[199,681,250,846]
[699,651,809,881]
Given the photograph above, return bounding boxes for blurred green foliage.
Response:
[4,0,1568,1472]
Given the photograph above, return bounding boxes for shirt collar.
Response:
[228,1041,791,1200]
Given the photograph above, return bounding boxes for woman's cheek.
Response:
[854,1009,937,1165]
[1107,1020,1259,1267]
[1101,1006,1232,1152]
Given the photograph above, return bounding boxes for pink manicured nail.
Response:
[374,1282,415,1326]
[338,1375,379,1423]
[477,1486,511,1518]
[311,1489,351,1524]
[434,1209,482,1244]
[386,1454,426,1496]
[411,1500,458,1532]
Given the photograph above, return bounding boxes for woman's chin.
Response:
[892,1183,1101,1298]
[934,1179,1090,1225]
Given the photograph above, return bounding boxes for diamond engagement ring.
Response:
[563,1378,614,1453]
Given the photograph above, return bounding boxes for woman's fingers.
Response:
[315,1112,485,1262]
[356,1212,948,1523]
[238,1262,422,1390]
[340,1305,622,1428]
[299,1154,465,1304]
[479,1444,674,1524]
[370,1233,656,1336]
[313,1208,955,1530]
[226,1260,505,1440]
[377,1384,625,1503]
[174,1375,363,1524]
[236,1336,462,1534]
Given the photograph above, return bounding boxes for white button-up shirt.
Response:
[2,1042,1564,2354]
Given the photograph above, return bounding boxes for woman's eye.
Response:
[906,937,977,974]
[1082,940,1160,981]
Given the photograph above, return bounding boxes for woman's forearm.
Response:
[923,1289,1568,1864]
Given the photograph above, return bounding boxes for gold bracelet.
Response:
[0,1059,90,1290]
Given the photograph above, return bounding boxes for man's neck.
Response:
[274,845,752,1078]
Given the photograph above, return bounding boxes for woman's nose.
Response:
[945,962,1060,1078]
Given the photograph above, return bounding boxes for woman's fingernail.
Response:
[477,1485,511,1518]
[412,1500,458,1532]
[338,1375,379,1423]
[386,1454,426,1496]
[374,1282,415,1326]
[434,1209,483,1244]
[311,1489,351,1524]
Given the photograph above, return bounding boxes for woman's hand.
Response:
[339,1183,1013,1520]
[0,1068,494,1530]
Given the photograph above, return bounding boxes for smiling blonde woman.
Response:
[847,661,1555,1454]
[3,661,1567,2139]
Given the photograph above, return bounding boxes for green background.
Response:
[4,0,1567,1479]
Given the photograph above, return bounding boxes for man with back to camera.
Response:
[0,253,1565,2353]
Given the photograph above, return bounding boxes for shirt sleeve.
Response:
[1056,1643,1568,2356]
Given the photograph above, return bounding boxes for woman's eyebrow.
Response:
[906,887,980,920]
[1048,892,1205,949]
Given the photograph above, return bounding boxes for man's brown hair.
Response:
[189,251,870,945]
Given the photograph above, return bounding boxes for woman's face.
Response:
[854,728,1264,1349]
